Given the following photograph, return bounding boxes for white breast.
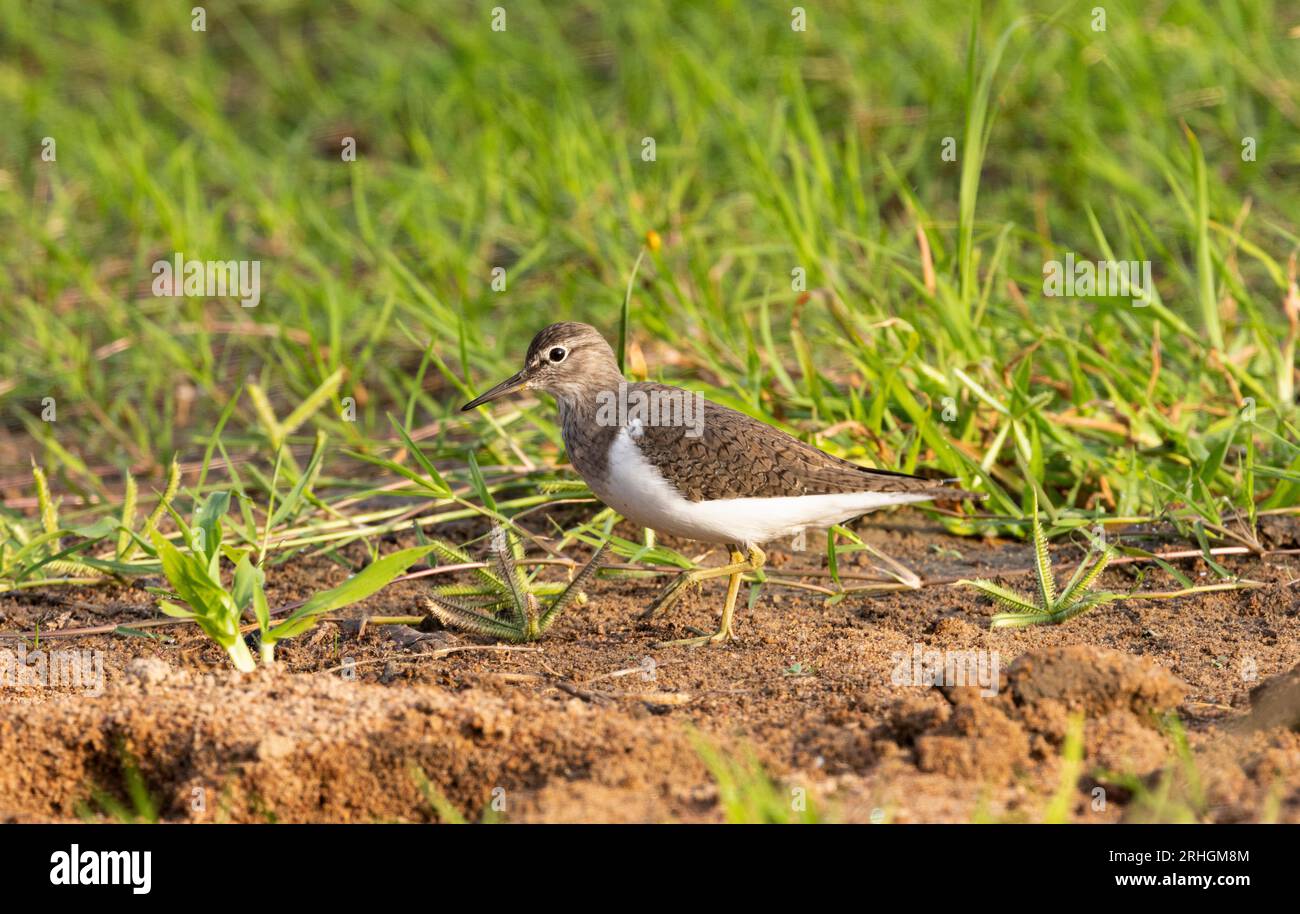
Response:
[592,427,937,547]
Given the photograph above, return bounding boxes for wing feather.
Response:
[629,383,979,503]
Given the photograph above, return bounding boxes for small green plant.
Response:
[152,491,433,670]
[423,525,607,642]
[409,765,503,824]
[689,730,824,824]
[1043,712,1086,823]
[1097,715,1209,823]
[959,494,1120,628]
[150,492,258,671]
[76,738,159,824]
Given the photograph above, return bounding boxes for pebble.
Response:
[256,733,294,760]
[124,657,170,687]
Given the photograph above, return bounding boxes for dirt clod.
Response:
[1007,645,1187,717]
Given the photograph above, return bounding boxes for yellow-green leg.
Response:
[640,545,755,620]
[652,545,765,648]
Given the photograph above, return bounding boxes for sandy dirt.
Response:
[1,513,1298,823]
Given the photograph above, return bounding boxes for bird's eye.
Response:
[548,347,567,363]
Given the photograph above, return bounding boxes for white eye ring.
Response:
[548,346,567,362]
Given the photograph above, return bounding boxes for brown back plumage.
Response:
[492,323,982,506]
[589,381,980,503]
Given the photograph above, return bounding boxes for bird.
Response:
[462,321,982,647]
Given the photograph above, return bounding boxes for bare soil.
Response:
[2,514,1298,823]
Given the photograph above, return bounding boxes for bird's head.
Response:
[461,322,623,411]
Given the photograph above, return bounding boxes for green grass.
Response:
[75,737,160,824]
[1096,715,1212,823]
[1,1,1298,575]
[690,730,826,823]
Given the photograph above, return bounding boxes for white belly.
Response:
[592,427,937,546]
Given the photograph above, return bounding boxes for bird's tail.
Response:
[920,481,986,502]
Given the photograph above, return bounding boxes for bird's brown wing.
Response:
[629,383,978,503]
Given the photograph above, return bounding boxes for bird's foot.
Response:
[640,546,761,621]
[655,613,738,650]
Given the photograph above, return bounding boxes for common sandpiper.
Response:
[463,322,981,647]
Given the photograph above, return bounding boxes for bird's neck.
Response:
[556,371,627,486]
[553,364,626,420]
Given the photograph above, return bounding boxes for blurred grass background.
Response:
[1,0,1298,547]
